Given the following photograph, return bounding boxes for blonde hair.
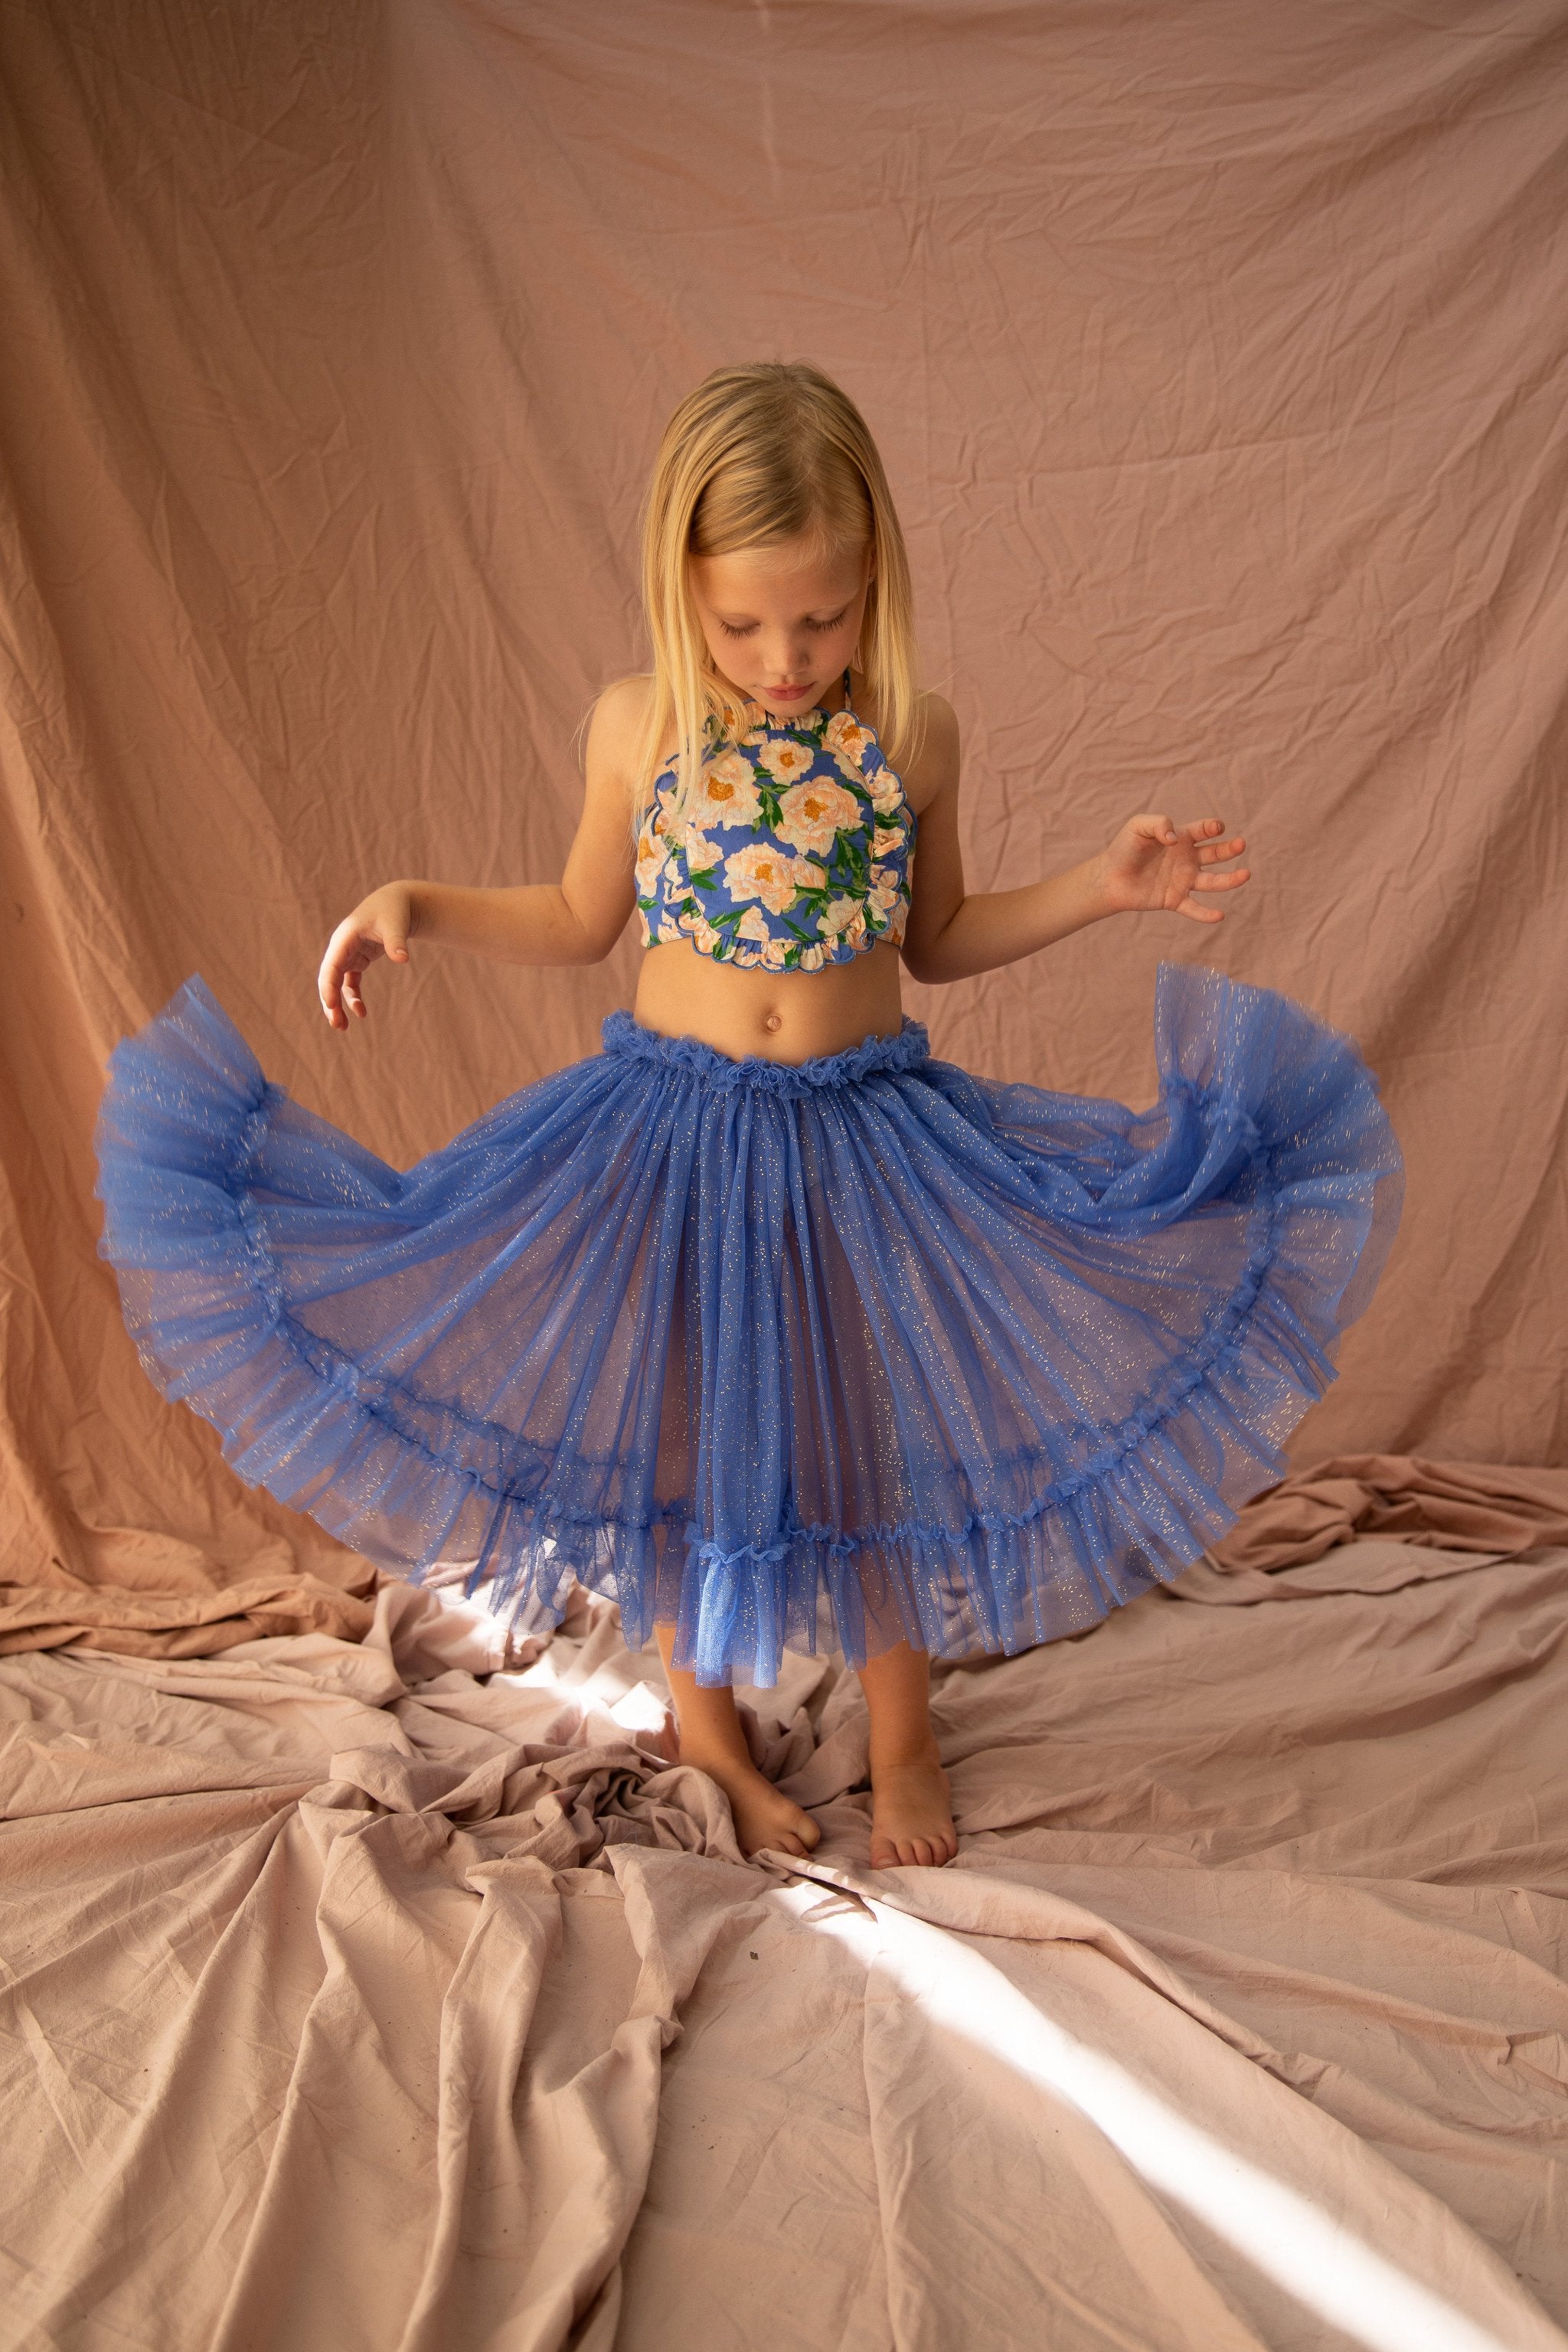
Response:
[630,361,921,835]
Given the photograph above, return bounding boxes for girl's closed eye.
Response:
[717,609,849,639]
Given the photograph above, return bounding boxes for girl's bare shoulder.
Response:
[886,687,959,818]
[583,674,657,792]
[912,686,959,756]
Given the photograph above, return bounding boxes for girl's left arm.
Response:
[899,694,1250,986]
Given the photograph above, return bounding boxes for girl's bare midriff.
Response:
[632,933,907,1065]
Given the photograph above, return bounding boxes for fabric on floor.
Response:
[0,1563,379,1659]
[2,1536,1564,2351]
[1204,1452,1568,1575]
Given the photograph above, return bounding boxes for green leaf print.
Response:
[840,834,870,887]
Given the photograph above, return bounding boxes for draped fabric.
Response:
[2,3,1565,1599]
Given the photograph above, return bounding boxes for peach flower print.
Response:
[635,826,663,898]
[760,936,792,972]
[758,737,818,787]
[818,893,862,936]
[734,904,773,943]
[799,942,827,972]
[823,710,875,770]
[677,904,725,956]
[694,750,763,829]
[724,842,822,914]
[676,828,717,875]
[871,825,905,858]
[775,776,861,858]
[870,769,903,816]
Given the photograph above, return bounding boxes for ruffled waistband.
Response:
[599,1007,933,1094]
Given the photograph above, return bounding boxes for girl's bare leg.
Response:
[858,1640,957,1868]
[655,1625,821,1860]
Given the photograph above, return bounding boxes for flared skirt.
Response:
[93,964,1403,1686]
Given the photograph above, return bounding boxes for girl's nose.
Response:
[764,634,812,676]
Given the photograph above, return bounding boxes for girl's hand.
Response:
[318,884,416,1028]
[1096,815,1250,924]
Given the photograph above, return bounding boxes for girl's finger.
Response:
[319,935,351,1004]
[1191,867,1251,890]
[1179,897,1224,922]
[1197,835,1246,862]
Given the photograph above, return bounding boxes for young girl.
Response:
[93,361,1403,1870]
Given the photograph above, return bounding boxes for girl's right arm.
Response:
[317,678,648,1028]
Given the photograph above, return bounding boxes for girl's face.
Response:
[689,534,874,717]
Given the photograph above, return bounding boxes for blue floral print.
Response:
[635,691,916,972]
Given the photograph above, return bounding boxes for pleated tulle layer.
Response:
[93,964,1403,1687]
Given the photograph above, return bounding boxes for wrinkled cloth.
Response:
[0,1564,376,1658]
[1206,1452,1568,1576]
[93,965,1400,1689]
[2,1539,1565,2350]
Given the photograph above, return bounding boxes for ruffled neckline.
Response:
[709,699,828,735]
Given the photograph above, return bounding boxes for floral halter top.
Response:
[635,670,916,972]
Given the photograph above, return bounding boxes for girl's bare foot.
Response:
[857,1639,958,1867]
[682,1740,822,1860]
[655,1625,820,1861]
[869,1740,957,1868]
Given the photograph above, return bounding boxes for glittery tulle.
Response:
[93,965,1403,1687]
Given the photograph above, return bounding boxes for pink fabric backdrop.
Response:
[2,0,1565,1599]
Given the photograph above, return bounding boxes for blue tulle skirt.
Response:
[93,964,1402,1687]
